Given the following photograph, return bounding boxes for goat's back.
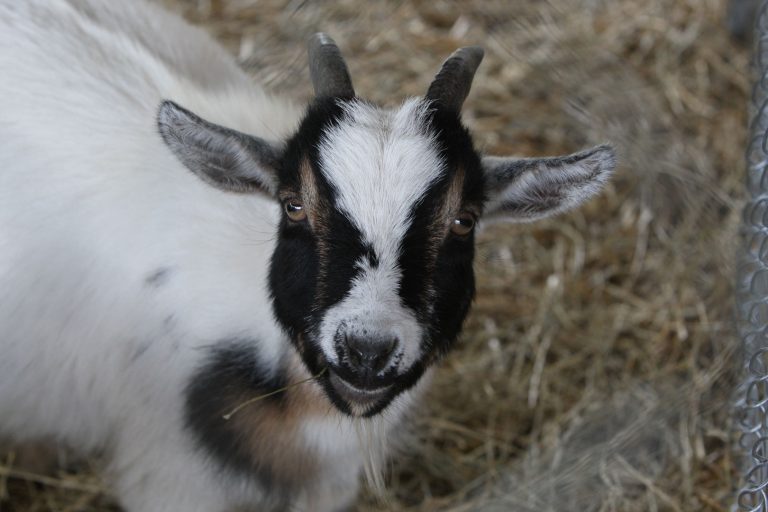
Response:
[0,0,298,448]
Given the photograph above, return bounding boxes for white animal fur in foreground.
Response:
[0,1,615,511]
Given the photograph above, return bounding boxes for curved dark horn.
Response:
[426,46,484,111]
[307,33,355,99]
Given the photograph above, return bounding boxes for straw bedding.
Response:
[0,0,749,510]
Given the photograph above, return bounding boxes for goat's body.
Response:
[0,1,406,510]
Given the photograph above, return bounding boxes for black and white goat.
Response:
[0,1,615,511]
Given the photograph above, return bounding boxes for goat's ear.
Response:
[481,144,615,223]
[157,100,281,195]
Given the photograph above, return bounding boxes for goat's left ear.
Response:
[481,144,615,222]
[157,100,281,196]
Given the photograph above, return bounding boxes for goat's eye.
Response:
[450,213,476,236]
[284,199,307,222]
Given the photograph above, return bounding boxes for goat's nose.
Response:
[343,335,397,374]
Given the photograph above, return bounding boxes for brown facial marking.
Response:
[278,156,325,228]
[297,156,322,227]
[297,154,335,305]
[427,166,467,269]
[219,351,338,492]
[277,154,334,307]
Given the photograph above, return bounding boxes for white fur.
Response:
[317,258,424,369]
[316,100,443,369]
[0,1,405,510]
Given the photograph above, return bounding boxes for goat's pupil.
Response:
[284,199,307,222]
[451,214,475,236]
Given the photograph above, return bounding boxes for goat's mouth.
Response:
[295,334,408,416]
[327,371,393,411]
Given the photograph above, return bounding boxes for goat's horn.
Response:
[425,46,484,112]
[308,33,355,99]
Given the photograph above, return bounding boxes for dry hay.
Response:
[0,0,750,510]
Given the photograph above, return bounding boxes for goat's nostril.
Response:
[343,335,397,373]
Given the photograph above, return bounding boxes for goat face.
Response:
[268,97,483,415]
[158,35,615,417]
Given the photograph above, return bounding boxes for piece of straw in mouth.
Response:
[222,367,327,420]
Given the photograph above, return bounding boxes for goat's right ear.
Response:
[157,100,281,195]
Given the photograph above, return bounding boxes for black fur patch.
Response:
[184,340,289,493]
[269,98,369,351]
[269,219,320,339]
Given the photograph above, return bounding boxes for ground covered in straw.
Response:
[0,0,751,510]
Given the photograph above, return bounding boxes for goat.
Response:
[0,1,615,511]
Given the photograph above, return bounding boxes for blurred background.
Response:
[0,0,752,510]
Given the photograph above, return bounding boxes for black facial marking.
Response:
[184,340,289,489]
[317,209,368,308]
[269,98,369,338]
[270,99,342,339]
[399,175,450,315]
[269,220,320,338]
[144,267,172,288]
[426,235,477,358]
[397,105,484,357]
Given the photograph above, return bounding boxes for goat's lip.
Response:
[328,372,392,407]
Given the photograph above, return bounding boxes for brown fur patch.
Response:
[442,167,467,231]
[296,155,335,304]
[426,166,467,270]
[297,156,323,228]
[219,351,338,493]
[276,155,335,305]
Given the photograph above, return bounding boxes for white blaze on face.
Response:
[315,99,445,370]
